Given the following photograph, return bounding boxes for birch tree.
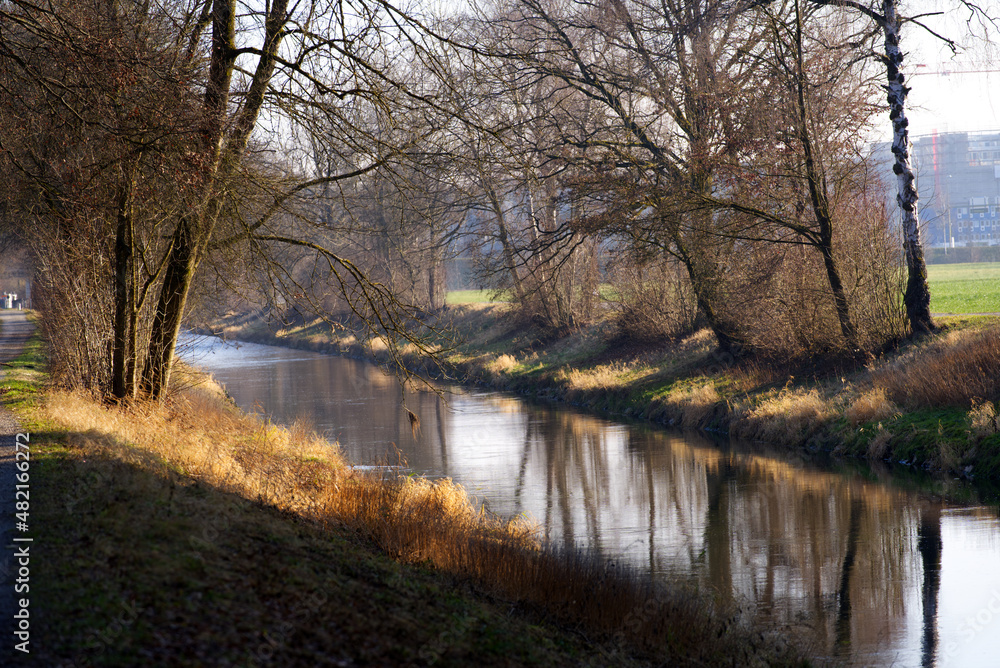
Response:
[800,0,994,335]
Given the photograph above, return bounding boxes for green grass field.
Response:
[446,289,506,304]
[927,262,1000,314]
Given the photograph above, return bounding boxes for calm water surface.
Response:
[180,334,1000,667]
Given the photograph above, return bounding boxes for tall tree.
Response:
[476,0,771,352]
[1,0,450,400]
[798,0,985,336]
[0,0,204,395]
[434,21,605,330]
[694,0,899,354]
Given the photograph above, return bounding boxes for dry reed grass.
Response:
[736,388,833,443]
[845,388,900,427]
[666,383,721,428]
[485,353,518,381]
[43,385,532,563]
[968,401,999,439]
[727,359,788,393]
[561,362,631,392]
[40,382,797,664]
[874,326,1000,408]
[866,427,892,460]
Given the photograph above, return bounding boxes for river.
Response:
[179,333,1000,667]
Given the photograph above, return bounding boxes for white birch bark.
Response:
[881,0,934,334]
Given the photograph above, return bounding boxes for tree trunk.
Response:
[693,281,744,355]
[491,190,526,303]
[675,238,745,356]
[427,252,446,311]
[792,0,862,352]
[882,0,934,336]
[111,165,137,401]
[819,242,861,351]
[141,219,200,399]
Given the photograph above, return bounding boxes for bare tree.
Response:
[691,0,906,354]
[429,21,605,330]
[800,0,996,335]
[0,0,203,395]
[1,0,460,399]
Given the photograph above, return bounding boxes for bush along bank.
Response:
[7,328,809,667]
[193,307,1000,488]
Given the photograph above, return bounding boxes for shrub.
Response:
[969,401,999,439]
[608,257,696,343]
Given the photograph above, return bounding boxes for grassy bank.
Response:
[4,331,806,666]
[197,306,1000,488]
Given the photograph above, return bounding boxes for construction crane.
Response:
[912,65,1000,76]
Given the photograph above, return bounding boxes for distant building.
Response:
[906,131,1000,247]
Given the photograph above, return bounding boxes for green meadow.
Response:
[928,262,1000,314]
[445,289,501,304]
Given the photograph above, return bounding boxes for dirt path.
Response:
[0,312,35,659]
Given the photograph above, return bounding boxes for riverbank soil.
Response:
[195,306,1000,487]
[2,328,806,666]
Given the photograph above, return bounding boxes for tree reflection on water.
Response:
[183,335,1000,667]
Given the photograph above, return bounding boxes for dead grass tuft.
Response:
[968,400,999,439]
[666,383,721,428]
[845,388,900,427]
[562,362,630,392]
[484,353,518,381]
[737,387,833,443]
[866,426,892,460]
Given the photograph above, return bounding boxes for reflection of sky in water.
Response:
[179,334,320,368]
[179,333,1000,667]
[938,511,1000,668]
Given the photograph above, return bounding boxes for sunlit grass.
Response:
[845,388,900,427]
[446,289,507,304]
[873,326,1000,408]
[927,262,1000,314]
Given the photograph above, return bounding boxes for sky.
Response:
[898,0,1000,140]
